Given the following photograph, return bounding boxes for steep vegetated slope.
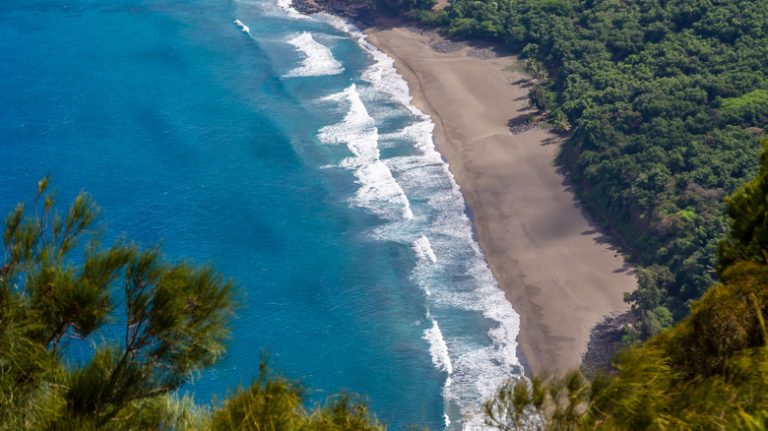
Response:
[405,0,768,335]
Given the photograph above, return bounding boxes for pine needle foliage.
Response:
[209,362,384,431]
[0,181,385,430]
[0,180,236,428]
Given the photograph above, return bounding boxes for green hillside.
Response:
[408,0,768,335]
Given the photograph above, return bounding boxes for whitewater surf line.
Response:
[284,32,344,77]
[277,0,309,19]
[313,13,525,430]
[318,85,414,221]
[236,1,527,427]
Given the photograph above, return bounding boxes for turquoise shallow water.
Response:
[0,1,523,429]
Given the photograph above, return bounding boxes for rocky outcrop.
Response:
[292,0,375,24]
[581,311,637,377]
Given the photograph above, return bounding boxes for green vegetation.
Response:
[6,155,765,429]
[392,0,768,336]
[721,89,768,122]
[209,364,383,431]
[719,140,768,271]
[484,140,768,430]
[4,2,768,427]
[0,180,382,431]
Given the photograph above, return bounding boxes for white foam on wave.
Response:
[384,120,524,430]
[316,14,417,110]
[424,318,453,375]
[318,15,525,430]
[230,1,521,427]
[233,19,251,34]
[318,85,414,221]
[233,0,307,21]
[285,32,344,78]
[404,161,523,430]
[413,235,438,264]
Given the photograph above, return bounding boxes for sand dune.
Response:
[366,26,637,373]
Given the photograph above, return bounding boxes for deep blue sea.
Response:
[0,1,523,429]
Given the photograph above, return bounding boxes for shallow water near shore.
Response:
[0,1,522,428]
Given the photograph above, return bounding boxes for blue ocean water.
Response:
[0,1,523,429]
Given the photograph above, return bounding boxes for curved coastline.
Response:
[298,9,526,428]
[362,25,637,374]
[281,0,635,417]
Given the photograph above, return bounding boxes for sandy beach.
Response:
[366,26,637,373]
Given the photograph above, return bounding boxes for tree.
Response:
[0,181,385,430]
[0,179,235,428]
[624,265,675,337]
[485,371,590,431]
[551,111,572,133]
[209,362,384,431]
[430,0,768,334]
[718,139,768,271]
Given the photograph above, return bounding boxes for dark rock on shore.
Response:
[291,0,376,25]
[506,114,540,135]
[429,37,464,53]
[291,0,324,14]
[581,311,636,378]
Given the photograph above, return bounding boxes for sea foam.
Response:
[233,19,251,34]
[276,0,310,19]
[424,318,453,375]
[413,235,438,264]
[283,5,524,430]
[319,14,525,430]
[318,85,414,221]
[285,32,344,77]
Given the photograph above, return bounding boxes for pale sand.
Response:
[366,27,637,374]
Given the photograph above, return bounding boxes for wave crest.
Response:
[310,10,524,431]
[285,32,344,78]
[318,85,414,221]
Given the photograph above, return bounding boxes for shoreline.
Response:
[363,25,637,374]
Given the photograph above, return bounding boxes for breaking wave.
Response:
[318,85,414,221]
[285,32,344,77]
[278,4,525,430]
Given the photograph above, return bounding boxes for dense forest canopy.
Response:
[402,0,768,335]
